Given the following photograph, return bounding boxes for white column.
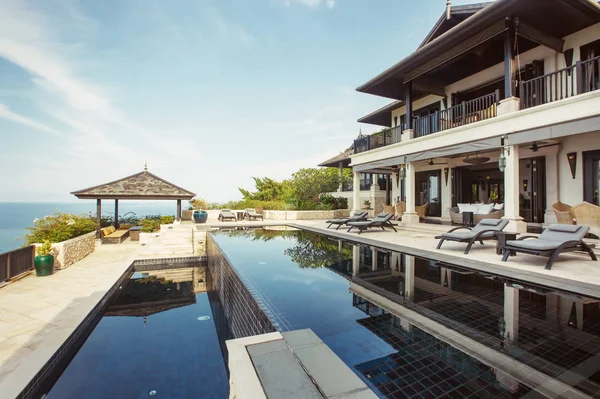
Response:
[404,255,415,302]
[544,148,559,224]
[504,284,519,343]
[391,253,402,276]
[502,145,527,233]
[352,245,360,276]
[403,162,420,225]
[391,171,399,205]
[352,170,360,212]
[338,162,344,193]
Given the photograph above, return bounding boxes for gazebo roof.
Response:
[318,149,353,168]
[71,169,196,200]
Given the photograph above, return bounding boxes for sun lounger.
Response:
[218,209,237,222]
[501,224,597,270]
[326,211,368,229]
[245,208,264,221]
[435,219,509,254]
[101,226,129,244]
[347,213,396,234]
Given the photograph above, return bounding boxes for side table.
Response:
[129,226,142,241]
[236,211,245,221]
[495,232,519,255]
[462,211,474,227]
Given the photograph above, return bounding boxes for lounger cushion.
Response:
[347,221,373,227]
[443,231,496,240]
[505,239,564,251]
[539,224,589,242]
[479,219,503,226]
[326,218,348,224]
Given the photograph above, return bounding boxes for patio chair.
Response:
[383,205,395,218]
[395,202,406,221]
[571,201,600,238]
[435,219,509,254]
[326,211,368,229]
[218,209,237,222]
[501,224,597,270]
[347,213,397,234]
[416,203,428,220]
[552,201,573,224]
[245,208,264,221]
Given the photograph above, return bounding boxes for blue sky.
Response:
[0,0,476,202]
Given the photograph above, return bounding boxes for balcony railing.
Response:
[354,126,402,154]
[0,246,36,284]
[521,55,600,109]
[415,90,499,138]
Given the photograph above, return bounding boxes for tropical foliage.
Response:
[25,213,97,245]
[140,215,176,232]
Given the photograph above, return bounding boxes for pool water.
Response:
[208,227,600,399]
[47,266,228,399]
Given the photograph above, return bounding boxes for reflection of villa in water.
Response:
[325,241,600,397]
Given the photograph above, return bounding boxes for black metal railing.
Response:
[0,246,36,284]
[354,127,402,154]
[520,55,600,109]
[415,90,499,138]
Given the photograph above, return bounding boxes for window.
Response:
[584,150,600,206]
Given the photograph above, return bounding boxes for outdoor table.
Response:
[495,231,519,255]
[236,211,245,221]
[129,226,142,241]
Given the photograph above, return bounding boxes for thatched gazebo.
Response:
[71,166,195,237]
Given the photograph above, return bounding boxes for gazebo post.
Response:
[96,199,102,238]
[114,199,119,228]
[176,199,182,222]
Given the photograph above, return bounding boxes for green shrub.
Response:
[37,240,53,256]
[139,215,176,232]
[25,213,97,245]
[189,198,208,210]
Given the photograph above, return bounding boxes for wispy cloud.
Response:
[283,0,335,9]
[0,104,64,137]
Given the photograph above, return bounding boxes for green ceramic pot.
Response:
[34,255,54,276]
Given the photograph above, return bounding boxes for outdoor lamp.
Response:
[498,150,507,172]
[399,165,406,180]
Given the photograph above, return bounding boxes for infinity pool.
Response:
[208,227,600,399]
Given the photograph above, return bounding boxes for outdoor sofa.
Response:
[326,211,368,229]
[435,219,509,254]
[347,213,396,234]
[449,203,504,225]
[101,226,129,244]
[245,208,264,221]
[218,209,237,222]
[501,224,597,270]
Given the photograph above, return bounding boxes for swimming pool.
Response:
[207,227,600,399]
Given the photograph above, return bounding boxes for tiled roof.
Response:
[318,148,353,167]
[71,170,196,200]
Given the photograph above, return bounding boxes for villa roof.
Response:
[358,100,403,127]
[357,0,600,100]
[318,148,353,168]
[71,169,196,200]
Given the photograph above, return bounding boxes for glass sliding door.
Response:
[584,150,600,206]
[416,170,442,217]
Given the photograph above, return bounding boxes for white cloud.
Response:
[283,0,335,9]
[0,104,64,137]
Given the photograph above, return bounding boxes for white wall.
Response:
[558,131,600,206]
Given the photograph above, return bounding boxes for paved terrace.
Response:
[0,218,599,398]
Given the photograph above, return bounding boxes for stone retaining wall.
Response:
[263,209,349,220]
[35,231,96,270]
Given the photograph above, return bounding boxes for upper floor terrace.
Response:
[354,0,600,155]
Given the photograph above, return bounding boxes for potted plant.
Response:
[35,240,54,276]
[193,210,208,223]
[363,200,372,210]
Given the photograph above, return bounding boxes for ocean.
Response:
[0,201,179,253]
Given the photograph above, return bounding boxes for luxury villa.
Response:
[2,1,600,399]
[324,0,600,234]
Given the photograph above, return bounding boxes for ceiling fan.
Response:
[529,141,558,152]
[463,152,490,165]
[428,158,448,166]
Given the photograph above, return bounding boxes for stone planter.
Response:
[34,254,54,276]
[182,209,194,221]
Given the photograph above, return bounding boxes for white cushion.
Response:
[462,204,480,213]
[493,203,504,210]
[457,203,470,213]
[476,203,494,215]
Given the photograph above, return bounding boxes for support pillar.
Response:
[371,247,378,272]
[176,199,182,222]
[498,19,520,115]
[403,162,420,225]
[502,145,527,233]
[114,199,119,229]
[352,245,360,277]
[338,162,344,193]
[544,148,560,224]
[96,199,102,238]
[352,170,360,212]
